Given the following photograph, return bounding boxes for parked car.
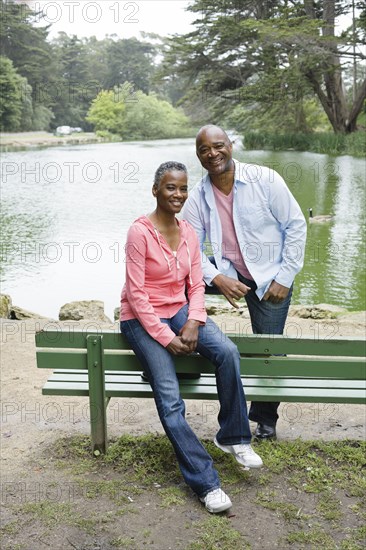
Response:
[55,125,72,136]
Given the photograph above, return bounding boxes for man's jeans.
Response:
[206,270,292,426]
[120,303,251,497]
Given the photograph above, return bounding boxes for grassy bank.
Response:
[2,434,365,549]
[0,131,107,151]
[1,130,365,157]
[244,131,366,157]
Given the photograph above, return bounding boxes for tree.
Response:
[161,0,366,133]
[105,37,156,93]
[86,85,129,135]
[121,91,191,140]
[86,82,191,140]
[50,33,100,129]
[0,56,23,130]
[83,35,110,88]
[303,0,365,132]
[0,0,59,130]
[0,2,167,131]
[0,0,54,103]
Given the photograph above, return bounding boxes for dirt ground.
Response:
[1,310,365,549]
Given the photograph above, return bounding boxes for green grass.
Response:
[110,535,137,548]
[51,433,251,487]
[4,434,363,549]
[0,520,21,535]
[244,131,366,156]
[158,486,187,508]
[317,493,342,521]
[49,435,366,497]
[16,500,115,535]
[255,489,308,521]
[186,515,249,550]
[19,501,75,527]
[286,526,337,547]
[75,479,139,505]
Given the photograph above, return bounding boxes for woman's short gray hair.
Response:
[154,161,187,187]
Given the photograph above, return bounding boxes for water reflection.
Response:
[1,140,365,318]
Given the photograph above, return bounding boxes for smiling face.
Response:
[196,126,234,177]
[152,169,188,215]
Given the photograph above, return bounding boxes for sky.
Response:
[29,0,196,40]
[26,1,360,41]
[26,1,361,46]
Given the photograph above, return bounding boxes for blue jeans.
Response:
[205,264,292,426]
[120,303,251,497]
[238,274,292,426]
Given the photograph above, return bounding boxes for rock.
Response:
[205,300,240,316]
[59,300,112,322]
[9,305,50,320]
[289,304,346,319]
[0,294,12,318]
[206,305,221,315]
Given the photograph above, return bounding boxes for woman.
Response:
[120,161,262,514]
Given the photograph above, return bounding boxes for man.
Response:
[182,124,307,440]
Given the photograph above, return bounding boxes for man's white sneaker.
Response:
[214,437,263,469]
[199,488,232,513]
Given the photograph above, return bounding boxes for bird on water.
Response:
[307,208,334,223]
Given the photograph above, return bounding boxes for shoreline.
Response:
[2,296,366,323]
[0,131,108,151]
[1,292,365,323]
[2,131,364,157]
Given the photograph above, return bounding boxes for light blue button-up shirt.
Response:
[182,159,307,300]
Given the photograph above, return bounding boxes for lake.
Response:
[1,138,365,319]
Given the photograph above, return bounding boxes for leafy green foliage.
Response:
[243,130,366,156]
[0,0,53,96]
[121,91,192,140]
[1,0,364,140]
[0,0,164,133]
[104,37,155,93]
[161,0,366,134]
[86,82,192,140]
[0,56,23,130]
[86,86,129,134]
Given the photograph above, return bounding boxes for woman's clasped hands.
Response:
[166,319,200,355]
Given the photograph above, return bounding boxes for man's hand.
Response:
[166,336,191,355]
[179,319,200,353]
[263,281,289,303]
[212,274,250,308]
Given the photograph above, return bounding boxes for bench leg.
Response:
[87,335,108,454]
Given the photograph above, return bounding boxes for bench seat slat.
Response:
[41,380,366,403]
[45,371,366,391]
[101,355,365,380]
[36,355,366,379]
[35,331,366,357]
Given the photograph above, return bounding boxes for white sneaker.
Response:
[214,437,263,469]
[200,488,232,513]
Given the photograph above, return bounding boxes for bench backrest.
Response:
[35,330,366,380]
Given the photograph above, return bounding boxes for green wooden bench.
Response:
[35,330,366,454]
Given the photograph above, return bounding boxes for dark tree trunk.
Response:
[304,0,366,133]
